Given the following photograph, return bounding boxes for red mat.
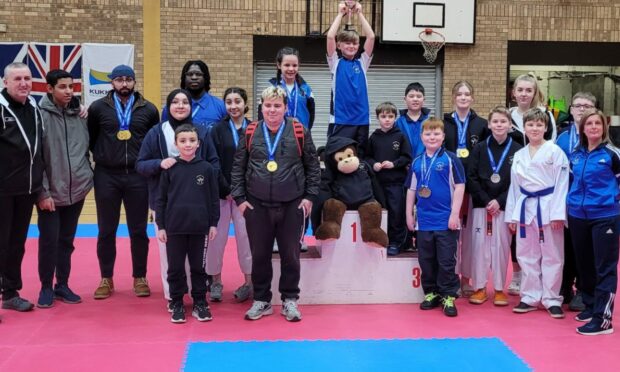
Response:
[0,237,618,371]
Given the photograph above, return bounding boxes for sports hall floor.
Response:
[1,198,618,371]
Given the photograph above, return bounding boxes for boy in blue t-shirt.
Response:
[326,1,375,158]
[406,117,466,317]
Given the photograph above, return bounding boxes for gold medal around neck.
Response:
[267,160,278,172]
[117,130,131,141]
[418,187,432,198]
[457,148,469,158]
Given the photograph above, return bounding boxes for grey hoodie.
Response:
[38,94,93,206]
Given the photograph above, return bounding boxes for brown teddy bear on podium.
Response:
[315,136,388,248]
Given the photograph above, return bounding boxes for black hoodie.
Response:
[322,136,385,209]
[156,156,219,235]
[443,109,490,171]
[366,126,412,185]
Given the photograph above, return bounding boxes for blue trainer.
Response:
[37,288,55,308]
[54,284,82,304]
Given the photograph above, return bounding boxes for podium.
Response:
[271,211,424,304]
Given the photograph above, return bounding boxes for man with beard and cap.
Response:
[161,60,226,130]
[136,88,219,310]
[0,62,45,317]
[87,64,159,300]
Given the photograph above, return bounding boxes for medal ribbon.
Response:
[420,149,440,188]
[569,123,579,153]
[229,118,247,148]
[192,103,200,119]
[280,79,298,119]
[453,112,470,150]
[262,121,286,161]
[486,137,513,175]
[113,93,135,131]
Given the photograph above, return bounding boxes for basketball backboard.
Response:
[382,0,476,45]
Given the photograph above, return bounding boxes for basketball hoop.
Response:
[419,28,445,63]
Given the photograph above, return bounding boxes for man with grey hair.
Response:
[0,62,45,315]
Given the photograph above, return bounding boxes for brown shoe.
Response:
[133,277,151,297]
[494,290,509,306]
[94,278,114,299]
[469,289,488,304]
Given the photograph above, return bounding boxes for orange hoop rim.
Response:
[418,28,445,42]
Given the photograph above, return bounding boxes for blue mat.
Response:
[28,223,314,238]
[183,338,530,372]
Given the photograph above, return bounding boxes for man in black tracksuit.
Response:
[231,87,320,322]
[87,65,159,299]
[0,63,44,314]
[366,104,412,255]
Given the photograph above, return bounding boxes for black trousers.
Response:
[94,167,149,278]
[382,183,407,249]
[0,194,37,300]
[327,124,369,159]
[166,234,208,303]
[560,226,580,296]
[417,229,460,297]
[569,215,619,326]
[245,197,304,302]
[37,200,85,288]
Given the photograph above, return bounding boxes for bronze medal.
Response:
[418,187,432,198]
[117,130,131,141]
[490,173,501,184]
[457,148,469,158]
[267,160,278,172]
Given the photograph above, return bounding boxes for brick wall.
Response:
[2,0,620,116]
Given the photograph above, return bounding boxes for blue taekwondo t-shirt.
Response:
[409,148,465,231]
[161,92,226,129]
[327,52,372,126]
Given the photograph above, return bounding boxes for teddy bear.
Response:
[314,136,389,248]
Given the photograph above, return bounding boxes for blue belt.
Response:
[519,186,554,243]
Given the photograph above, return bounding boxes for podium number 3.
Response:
[351,222,357,242]
[412,267,421,288]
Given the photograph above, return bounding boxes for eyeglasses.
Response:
[113,77,135,84]
[572,104,594,110]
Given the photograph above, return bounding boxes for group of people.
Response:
[0,1,616,336]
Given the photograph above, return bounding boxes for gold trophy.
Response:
[343,0,359,31]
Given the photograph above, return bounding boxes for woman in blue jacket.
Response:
[567,109,620,336]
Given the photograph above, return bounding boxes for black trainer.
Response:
[577,321,614,336]
[575,309,593,322]
[192,301,213,322]
[170,302,186,323]
[420,292,441,310]
[442,296,458,317]
[547,305,565,319]
[513,301,537,313]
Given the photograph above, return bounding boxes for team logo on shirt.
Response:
[571,153,584,165]
[353,65,361,74]
[392,141,400,151]
[508,155,514,165]
[435,162,445,171]
[196,175,205,185]
[470,135,480,147]
[2,116,16,123]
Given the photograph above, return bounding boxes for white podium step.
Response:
[271,211,424,304]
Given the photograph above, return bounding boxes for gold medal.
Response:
[457,148,469,158]
[117,130,131,141]
[267,160,278,172]
[418,187,432,198]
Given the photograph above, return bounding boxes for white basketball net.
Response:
[419,29,445,63]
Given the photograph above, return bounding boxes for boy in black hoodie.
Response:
[156,124,219,324]
[366,102,412,256]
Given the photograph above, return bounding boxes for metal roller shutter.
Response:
[254,63,441,148]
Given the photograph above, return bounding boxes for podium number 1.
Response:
[351,222,357,242]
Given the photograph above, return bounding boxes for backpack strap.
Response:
[245,121,259,152]
[246,120,304,157]
[292,120,305,157]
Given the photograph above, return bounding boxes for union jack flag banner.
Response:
[0,42,82,102]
